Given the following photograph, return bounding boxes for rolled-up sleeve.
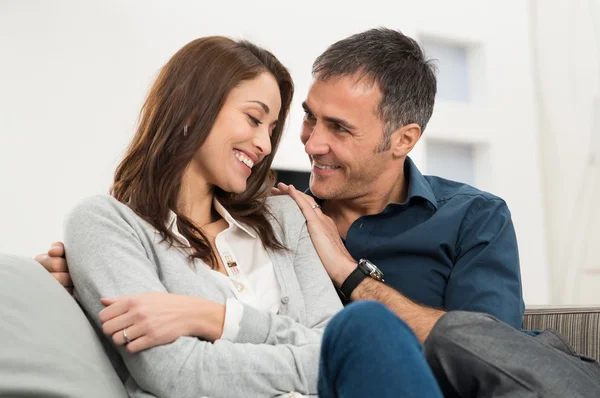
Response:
[445,197,525,329]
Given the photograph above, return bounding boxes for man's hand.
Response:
[35,242,73,295]
[274,183,356,286]
[99,293,225,353]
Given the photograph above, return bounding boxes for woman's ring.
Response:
[123,328,130,344]
[311,204,321,210]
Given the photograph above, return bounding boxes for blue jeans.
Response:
[318,301,443,398]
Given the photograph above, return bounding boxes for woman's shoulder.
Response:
[264,195,304,223]
[65,194,141,227]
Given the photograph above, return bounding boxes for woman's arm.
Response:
[226,219,343,346]
[65,196,322,397]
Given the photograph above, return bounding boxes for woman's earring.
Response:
[183,125,189,137]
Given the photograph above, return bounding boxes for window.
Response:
[426,139,475,185]
[420,38,470,102]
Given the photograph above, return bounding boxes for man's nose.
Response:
[302,125,329,156]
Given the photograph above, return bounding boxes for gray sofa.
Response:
[1,254,598,397]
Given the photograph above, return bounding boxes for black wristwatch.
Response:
[337,258,384,302]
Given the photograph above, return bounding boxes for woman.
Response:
[64,36,342,398]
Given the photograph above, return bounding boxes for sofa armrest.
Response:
[523,305,600,361]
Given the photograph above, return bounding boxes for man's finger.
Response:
[48,242,65,258]
[52,272,73,288]
[35,254,68,272]
[49,256,68,272]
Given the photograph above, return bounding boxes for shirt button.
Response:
[281,296,289,304]
[236,284,244,292]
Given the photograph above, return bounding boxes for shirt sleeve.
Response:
[228,220,343,346]
[444,196,525,329]
[64,196,325,398]
[220,298,243,341]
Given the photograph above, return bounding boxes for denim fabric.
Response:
[318,301,443,398]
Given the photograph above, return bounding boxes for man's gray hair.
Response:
[312,28,437,152]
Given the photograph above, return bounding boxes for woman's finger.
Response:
[98,299,130,323]
[112,323,144,347]
[102,312,135,336]
[288,185,320,222]
[100,297,117,306]
[125,335,154,354]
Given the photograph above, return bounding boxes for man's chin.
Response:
[309,180,336,200]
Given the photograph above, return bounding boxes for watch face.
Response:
[360,259,384,281]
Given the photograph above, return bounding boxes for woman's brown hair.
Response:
[110,37,294,267]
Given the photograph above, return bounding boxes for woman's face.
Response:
[189,72,282,194]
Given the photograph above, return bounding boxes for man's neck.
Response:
[323,169,408,240]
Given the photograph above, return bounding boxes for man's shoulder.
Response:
[424,175,506,207]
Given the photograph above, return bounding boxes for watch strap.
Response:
[337,265,368,302]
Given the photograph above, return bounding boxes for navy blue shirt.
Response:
[313,157,525,329]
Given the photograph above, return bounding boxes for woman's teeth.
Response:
[234,151,254,169]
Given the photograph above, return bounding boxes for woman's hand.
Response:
[273,183,357,286]
[99,292,225,353]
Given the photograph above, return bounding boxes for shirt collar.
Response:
[166,198,257,239]
[404,156,438,209]
[305,156,438,209]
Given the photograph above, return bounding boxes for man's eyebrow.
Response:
[302,102,356,130]
[247,100,270,114]
[302,102,312,114]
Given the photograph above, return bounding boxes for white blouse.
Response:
[166,199,281,341]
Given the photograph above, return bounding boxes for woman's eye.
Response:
[247,115,262,126]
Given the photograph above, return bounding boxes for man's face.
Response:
[301,75,392,201]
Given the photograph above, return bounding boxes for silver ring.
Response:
[311,204,321,209]
[123,328,130,345]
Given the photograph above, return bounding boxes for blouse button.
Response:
[236,284,245,292]
[281,296,289,304]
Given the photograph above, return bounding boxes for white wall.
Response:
[0,0,550,304]
[530,0,600,305]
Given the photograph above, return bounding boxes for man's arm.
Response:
[350,278,444,342]
[349,197,523,340]
[284,185,523,342]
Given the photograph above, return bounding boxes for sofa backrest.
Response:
[0,254,127,397]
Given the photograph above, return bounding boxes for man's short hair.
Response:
[312,28,437,151]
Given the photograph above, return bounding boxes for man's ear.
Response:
[391,123,422,158]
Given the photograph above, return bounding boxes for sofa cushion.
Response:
[524,306,600,361]
[0,254,127,397]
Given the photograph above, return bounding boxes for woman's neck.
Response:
[178,174,220,228]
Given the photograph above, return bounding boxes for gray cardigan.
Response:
[64,194,343,398]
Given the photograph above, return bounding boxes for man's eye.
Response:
[303,112,316,123]
[334,124,349,133]
[247,115,262,126]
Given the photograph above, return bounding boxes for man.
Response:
[38,28,600,397]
